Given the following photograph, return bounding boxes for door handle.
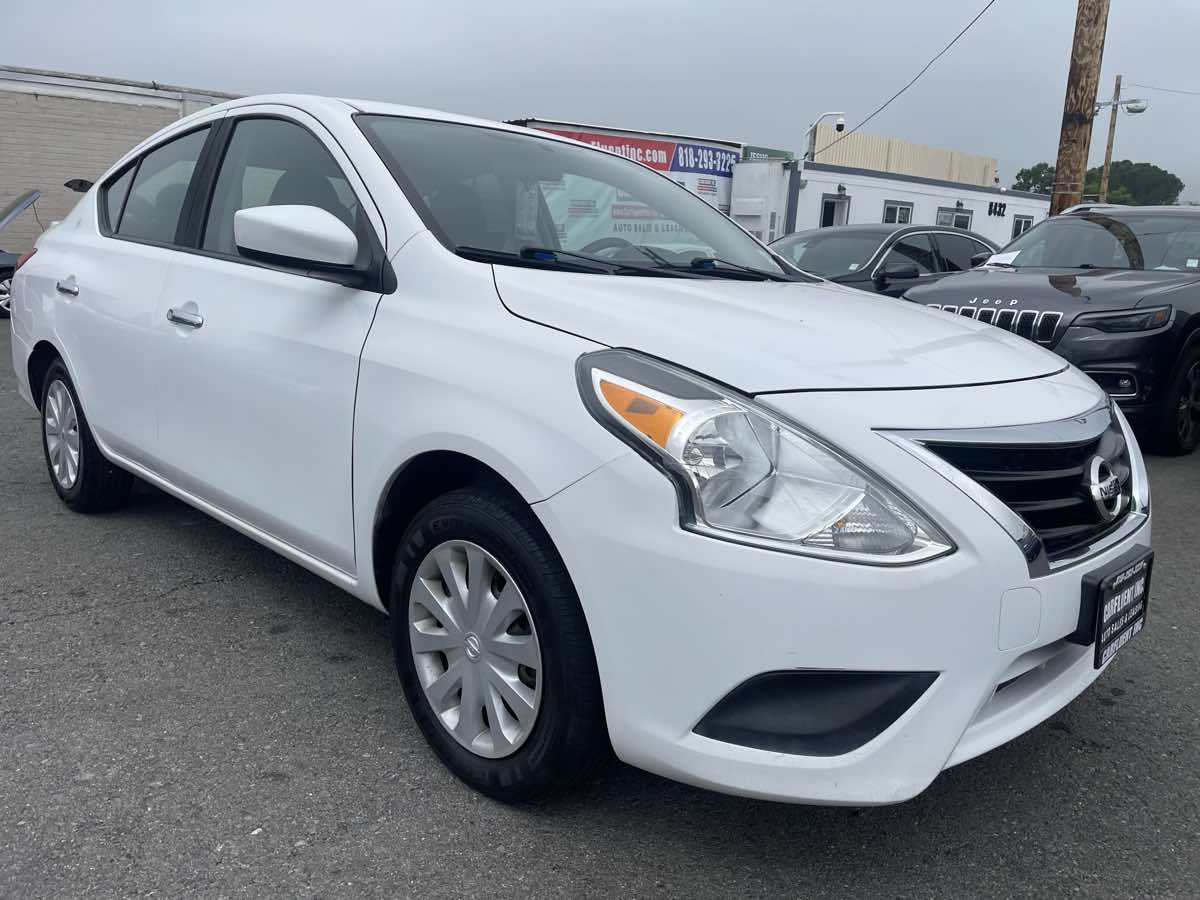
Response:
[166,307,204,329]
[55,277,79,296]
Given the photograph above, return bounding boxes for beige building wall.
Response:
[812,123,998,188]
[0,67,235,255]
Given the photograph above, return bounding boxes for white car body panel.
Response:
[536,370,1145,804]
[7,94,1155,804]
[492,265,1066,393]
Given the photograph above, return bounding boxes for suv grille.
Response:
[923,416,1132,562]
[928,305,1062,345]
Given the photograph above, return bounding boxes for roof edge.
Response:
[0,64,239,102]
[804,161,1050,201]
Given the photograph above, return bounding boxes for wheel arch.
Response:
[26,340,63,411]
[370,450,531,613]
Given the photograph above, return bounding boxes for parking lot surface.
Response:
[1,328,1198,899]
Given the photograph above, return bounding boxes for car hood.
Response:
[905,266,1200,320]
[492,267,1066,393]
[0,189,41,237]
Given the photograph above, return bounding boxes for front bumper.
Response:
[536,377,1151,805]
[1053,322,1178,426]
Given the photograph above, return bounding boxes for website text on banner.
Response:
[534,128,738,250]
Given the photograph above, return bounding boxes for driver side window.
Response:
[202,117,357,255]
[883,233,937,274]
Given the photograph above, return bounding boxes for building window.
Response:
[936,207,974,230]
[1012,214,1034,239]
[882,201,913,225]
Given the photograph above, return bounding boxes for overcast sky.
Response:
[10,0,1200,200]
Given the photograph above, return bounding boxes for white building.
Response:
[731,159,1050,248]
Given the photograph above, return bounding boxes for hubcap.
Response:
[1179,361,1200,446]
[0,277,11,313]
[408,540,543,758]
[44,379,81,490]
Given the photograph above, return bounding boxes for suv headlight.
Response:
[577,350,954,565]
[1074,305,1172,333]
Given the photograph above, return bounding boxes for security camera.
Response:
[835,116,846,132]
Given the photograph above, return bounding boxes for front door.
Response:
[152,110,387,574]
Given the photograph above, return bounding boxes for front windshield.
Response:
[357,115,792,278]
[1001,212,1200,271]
[772,231,887,277]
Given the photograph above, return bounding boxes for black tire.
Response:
[40,360,133,512]
[0,269,12,319]
[1149,345,1200,456]
[389,485,608,801]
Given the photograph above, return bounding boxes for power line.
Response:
[814,0,999,157]
[1128,81,1200,96]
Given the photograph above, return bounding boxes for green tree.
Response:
[1012,162,1056,194]
[1084,160,1184,205]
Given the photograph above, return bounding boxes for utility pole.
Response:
[1099,73,1121,202]
[1049,0,1110,215]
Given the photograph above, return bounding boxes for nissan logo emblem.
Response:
[1087,456,1126,522]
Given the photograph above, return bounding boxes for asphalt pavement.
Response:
[1,328,1198,899]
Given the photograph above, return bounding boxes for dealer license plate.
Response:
[1085,549,1153,669]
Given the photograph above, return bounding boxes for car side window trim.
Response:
[177,118,235,249]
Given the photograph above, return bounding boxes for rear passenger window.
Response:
[102,166,135,232]
[202,118,357,255]
[116,127,210,244]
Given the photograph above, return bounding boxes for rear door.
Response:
[53,122,218,465]
[150,107,387,574]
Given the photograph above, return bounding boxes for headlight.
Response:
[1074,305,1172,333]
[577,350,954,564]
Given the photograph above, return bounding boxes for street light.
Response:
[1095,75,1148,202]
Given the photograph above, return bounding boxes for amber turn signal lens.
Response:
[599,380,684,449]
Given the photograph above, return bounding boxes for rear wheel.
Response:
[1151,346,1200,456]
[389,485,607,801]
[40,360,133,511]
[0,270,12,318]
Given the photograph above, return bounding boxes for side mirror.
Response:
[234,205,358,269]
[970,251,992,268]
[877,260,920,281]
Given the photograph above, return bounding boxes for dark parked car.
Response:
[0,190,42,319]
[770,224,998,297]
[906,205,1200,455]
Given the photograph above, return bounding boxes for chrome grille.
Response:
[922,414,1132,563]
[927,305,1063,345]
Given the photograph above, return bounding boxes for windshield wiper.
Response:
[456,245,698,278]
[523,246,706,278]
[687,256,790,282]
[455,245,612,274]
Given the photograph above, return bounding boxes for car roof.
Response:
[208,94,580,145]
[1064,205,1200,217]
[772,223,994,245]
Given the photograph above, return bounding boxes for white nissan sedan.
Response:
[9,95,1153,804]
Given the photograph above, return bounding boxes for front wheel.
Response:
[389,486,607,801]
[1150,346,1200,456]
[40,360,133,511]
